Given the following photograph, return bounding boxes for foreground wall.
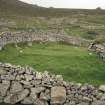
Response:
[0,63,105,105]
[0,31,90,50]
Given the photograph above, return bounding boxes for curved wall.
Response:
[0,32,90,50]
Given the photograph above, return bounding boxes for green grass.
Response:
[64,25,105,40]
[0,42,105,85]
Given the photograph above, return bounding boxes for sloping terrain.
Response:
[0,0,105,42]
[0,0,45,16]
[0,0,105,17]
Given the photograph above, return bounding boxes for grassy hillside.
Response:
[0,0,105,41]
[0,0,105,17]
[0,0,45,16]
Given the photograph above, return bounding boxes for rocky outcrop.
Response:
[0,31,90,50]
[0,63,105,105]
[51,86,66,104]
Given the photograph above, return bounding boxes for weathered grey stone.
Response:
[0,96,3,103]
[56,75,63,81]
[1,74,15,80]
[4,94,13,104]
[25,68,33,74]
[30,87,46,102]
[20,80,31,86]
[51,86,66,104]
[18,68,25,74]
[10,81,23,93]
[82,96,92,102]
[21,96,33,104]
[34,98,48,105]
[36,72,42,80]
[31,79,42,85]
[89,43,105,61]
[0,68,7,75]
[77,102,89,105]
[40,92,50,101]
[16,75,21,80]
[31,87,46,94]
[99,85,105,92]
[4,89,29,104]
[24,74,33,81]
[101,94,105,100]
[95,44,104,50]
[92,100,105,105]
[96,92,103,100]
[0,80,10,97]
[30,92,37,101]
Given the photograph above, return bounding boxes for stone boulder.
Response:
[77,102,89,105]
[31,87,46,94]
[0,80,10,97]
[34,98,48,105]
[92,100,105,105]
[10,81,23,93]
[24,74,33,81]
[51,86,66,104]
[4,89,29,104]
[0,68,7,75]
[21,96,33,104]
[0,96,3,103]
[99,85,105,92]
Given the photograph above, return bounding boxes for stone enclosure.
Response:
[0,31,105,105]
[0,63,105,105]
[0,31,90,50]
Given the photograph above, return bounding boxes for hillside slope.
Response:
[0,0,47,16]
[0,0,105,17]
[0,0,105,42]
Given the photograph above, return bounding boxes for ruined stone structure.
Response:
[89,43,105,60]
[0,63,105,105]
[0,31,90,50]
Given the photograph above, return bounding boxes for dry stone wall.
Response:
[0,31,90,50]
[89,43,105,60]
[0,63,105,105]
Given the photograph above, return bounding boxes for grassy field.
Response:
[0,42,105,85]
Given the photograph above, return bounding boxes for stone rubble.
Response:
[0,63,105,105]
[89,43,105,60]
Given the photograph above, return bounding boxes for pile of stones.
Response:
[89,43,105,60]
[0,63,105,105]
